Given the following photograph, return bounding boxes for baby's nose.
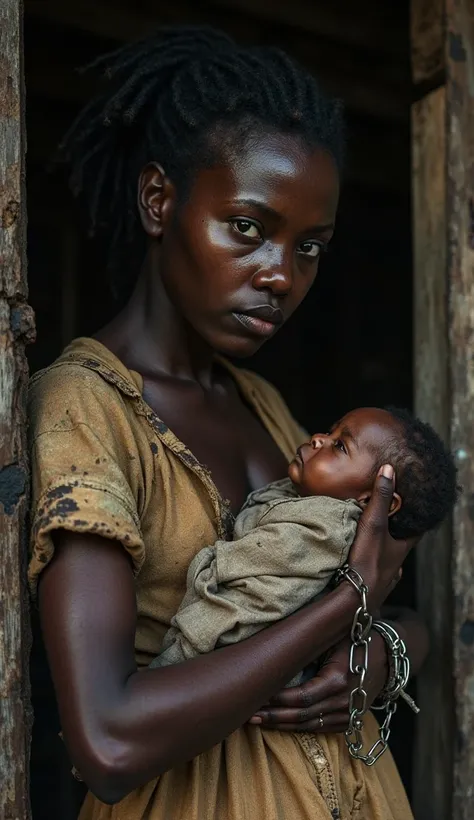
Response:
[311,434,327,450]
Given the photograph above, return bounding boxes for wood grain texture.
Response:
[0,0,34,817]
[412,85,454,820]
[411,0,445,84]
[412,2,474,816]
[446,1,474,816]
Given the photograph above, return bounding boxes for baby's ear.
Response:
[357,491,402,517]
[357,491,371,509]
[389,492,402,518]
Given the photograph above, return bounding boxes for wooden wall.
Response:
[412,1,474,818]
[0,2,34,818]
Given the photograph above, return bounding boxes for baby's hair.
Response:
[382,407,459,539]
[57,25,344,297]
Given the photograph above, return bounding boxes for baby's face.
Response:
[288,408,401,501]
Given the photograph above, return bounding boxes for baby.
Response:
[150,407,458,682]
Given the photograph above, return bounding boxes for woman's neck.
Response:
[95,252,216,387]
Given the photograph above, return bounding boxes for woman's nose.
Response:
[252,257,292,297]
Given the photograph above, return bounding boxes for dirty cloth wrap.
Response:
[150,478,361,687]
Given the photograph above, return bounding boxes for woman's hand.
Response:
[249,631,389,733]
[346,465,414,609]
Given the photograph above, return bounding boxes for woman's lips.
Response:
[232,312,279,337]
[232,303,284,338]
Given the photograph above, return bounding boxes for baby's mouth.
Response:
[295,442,313,465]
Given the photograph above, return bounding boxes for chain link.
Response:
[371,621,420,715]
[334,566,420,767]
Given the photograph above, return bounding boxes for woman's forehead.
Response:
[191,131,339,217]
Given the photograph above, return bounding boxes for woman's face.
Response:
[149,130,339,357]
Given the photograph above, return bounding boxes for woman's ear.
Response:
[388,492,402,518]
[137,162,176,238]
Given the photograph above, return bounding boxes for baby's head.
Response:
[288,407,459,539]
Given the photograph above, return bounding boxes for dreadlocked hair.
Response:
[379,407,460,539]
[57,25,344,298]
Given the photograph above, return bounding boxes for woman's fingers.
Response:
[250,690,349,727]
[358,465,395,535]
[348,465,416,609]
[249,654,354,730]
[249,710,350,734]
[265,672,345,710]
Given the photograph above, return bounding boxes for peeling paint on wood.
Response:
[0,1,33,818]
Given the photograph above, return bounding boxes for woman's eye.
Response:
[298,241,323,259]
[231,219,261,239]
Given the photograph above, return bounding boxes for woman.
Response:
[29,26,427,820]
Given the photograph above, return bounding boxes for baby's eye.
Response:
[298,241,324,259]
[230,219,261,239]
[333,438,347,454]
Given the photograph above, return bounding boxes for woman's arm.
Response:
[38,467,409,805]
[40,532,360,804]
[249,608,428,733]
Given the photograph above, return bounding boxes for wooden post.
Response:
[412,1,474,818]
[446,2,474,817]
[412,84,452,820]
[0,1,34,817]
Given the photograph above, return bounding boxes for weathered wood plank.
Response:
[411,0,445,85]
[446,1,474,816]
[412,1,474,815]
[411,85,453,820]
[0,0,34,817]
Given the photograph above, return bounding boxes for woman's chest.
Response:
[142,376,288,514]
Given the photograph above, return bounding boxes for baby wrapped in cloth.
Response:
[150,407,458,684]
[151,478,360,685]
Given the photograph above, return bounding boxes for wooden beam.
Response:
[412,1,474,817]
[25,0,409,122]
[0,1,34,818]
[411,0,445,85]
[412,85,453,820]
[446,2,474,817]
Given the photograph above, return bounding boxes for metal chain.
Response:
[334,566,420,767]
[371,621,420,715]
